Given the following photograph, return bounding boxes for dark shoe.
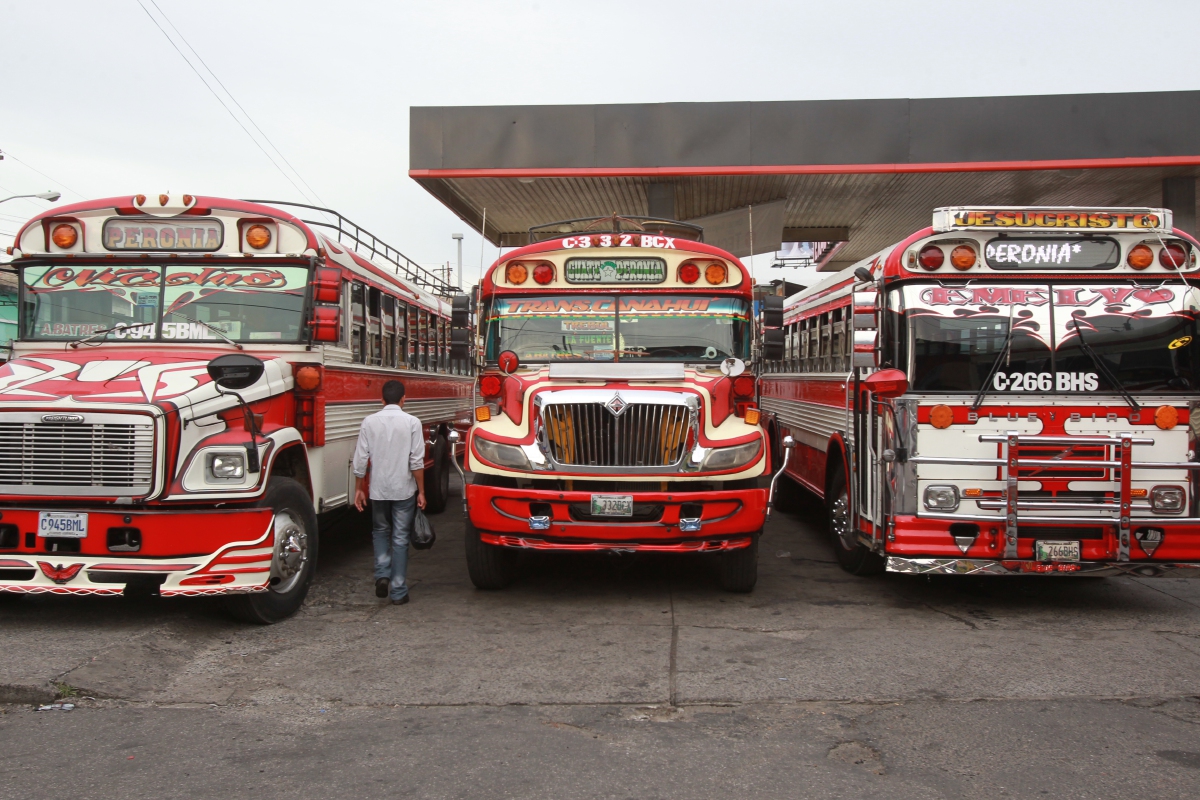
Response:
[375,578,389,598]
[391,595,410,605]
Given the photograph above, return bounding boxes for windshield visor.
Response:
[485,295,750,362]
[899,283,1200,394]
[21,264,309,342]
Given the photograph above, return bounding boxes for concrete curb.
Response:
[0,683,57,705]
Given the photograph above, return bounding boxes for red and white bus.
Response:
[761,206,1200,577]
[450,216,773,591]
[0,193,472,620]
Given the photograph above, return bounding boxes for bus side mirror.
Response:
[863,368,908,399]
[310,306,340,342]
[852,330,878,368]
[450,328,471,361]
[762,295,784,329]
[207,353,265,390]
[451,293,474,329]
[312,267,341,304]
[762,328,785,361]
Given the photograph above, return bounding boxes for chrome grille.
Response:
[0,419,155,494]
[542,403,690,467]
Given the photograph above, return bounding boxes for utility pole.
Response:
[452,233,464,290]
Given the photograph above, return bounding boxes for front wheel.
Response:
[464,518,518,589]
[717,531,759,592]
[828,463,885,576]
[424,434,451,514]
[225,477,319,623]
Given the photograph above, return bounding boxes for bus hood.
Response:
[0,349,280,405]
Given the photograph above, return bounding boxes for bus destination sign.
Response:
[934,207,1172,234]
[564,257,666,284]
[102,218,224,251]
[985,238,1120,270]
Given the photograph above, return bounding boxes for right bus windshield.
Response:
[897,283,1200,394]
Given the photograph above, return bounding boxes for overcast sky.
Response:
[3,0,1199,287]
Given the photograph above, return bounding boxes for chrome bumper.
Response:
[887,556,1200,577]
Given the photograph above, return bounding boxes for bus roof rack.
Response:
[243,200,457,297]
[528,214,704,243]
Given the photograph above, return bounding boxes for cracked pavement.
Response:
[2,479,1200,798]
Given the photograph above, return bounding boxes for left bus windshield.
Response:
[21,264,310,342]
[485,295,750,362]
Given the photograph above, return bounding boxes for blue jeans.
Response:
[371,495,417,601]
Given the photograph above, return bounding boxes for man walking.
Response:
[353,379,426,605]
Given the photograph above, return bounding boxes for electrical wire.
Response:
[134,0,323,209]
[0,152,84,199]
[144,0,331,212]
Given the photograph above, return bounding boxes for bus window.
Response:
[350,281,366,363]
[396,300,408,367]
[438,317,448,373]
[831,309,844,372]
[407,305,417,367]
[382,294,395,368]
[368,287,382,366]
[417,308,428,370]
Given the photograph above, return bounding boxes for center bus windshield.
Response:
[895,283,1200,393]
[485,294,751,362]
[21,264,310,343]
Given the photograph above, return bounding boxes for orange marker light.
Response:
[506,263,528,284]
[294,365,321,391]
[1130,488,1148,498]
[743,408,761,426]
[1127,244,1153,269]
[704,263,727,284]
[962,488,983,498]
[1155,405,1179,429]
[950,245,976,270]
[245,224,272,250]
[51,224,77,249]
[475,406,492,422]
[929,404,954,429]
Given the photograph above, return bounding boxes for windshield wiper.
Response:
[1070,322,1139,412]
[69,324,149,349]
[971,324,1016,411]
[164,310,243,350]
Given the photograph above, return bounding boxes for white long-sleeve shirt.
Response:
[351,404,425,501]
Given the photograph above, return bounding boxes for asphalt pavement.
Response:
[2,476,1199,799]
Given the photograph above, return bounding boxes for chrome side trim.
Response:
[887,556,1200,578]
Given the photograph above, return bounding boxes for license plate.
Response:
[1035,540,1080,562]
[590,494,633,517]
[37,511,88,538]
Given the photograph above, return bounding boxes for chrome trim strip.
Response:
[887,556,1200,577]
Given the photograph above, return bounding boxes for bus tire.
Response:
[424,434,451,514]
[717,531,759,592]
[828,463,885,576]
[464,517,517,589]
[225,477,319,624]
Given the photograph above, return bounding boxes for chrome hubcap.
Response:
[270,509,308,594]
[831,492,855,550]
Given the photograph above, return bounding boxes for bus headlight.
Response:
[700,440,761,472]
[1150,485,1185,513]
[923,485,959,511]
[207,452,246,480]
[475,438,532,470]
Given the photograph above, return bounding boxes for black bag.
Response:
[412,508,436,550]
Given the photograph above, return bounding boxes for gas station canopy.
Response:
[410,91,1200,272]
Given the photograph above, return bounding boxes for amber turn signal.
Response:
[1155,405,1179,429]
[294,365,321,391]
[245,224,272,250]
[51,224,77,249]
[743,408,761,426]
[962,488,982,498]
[475,406,492,422]
[929,404,954,429]
[1130,488,1148,498]
[704,263,727,284]
[506,263,528,284]
[950,245,976,270]
[1127,244,1153,269]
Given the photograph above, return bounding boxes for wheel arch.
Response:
[270,442,313,499]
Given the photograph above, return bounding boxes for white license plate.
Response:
[1035,540,1080,562]
[37,511,88,538]
[590,494,633,517]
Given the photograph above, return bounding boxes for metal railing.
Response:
[243,200,457,297]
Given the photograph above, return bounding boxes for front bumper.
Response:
[466,482,767,551]
[888,557,1200,577]
[0,507,275,596]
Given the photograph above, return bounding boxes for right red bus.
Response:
[760,206,1200,577]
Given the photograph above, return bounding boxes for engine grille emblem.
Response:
[605,393,628,417]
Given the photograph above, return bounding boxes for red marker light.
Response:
[918,245,944,270]
[1160,242,1189,270]
[733,375,755,397]
[679,262,700,284]
[479,375,502,397]
[533,263,555,284]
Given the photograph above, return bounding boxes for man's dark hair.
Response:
[382,380,405,405]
